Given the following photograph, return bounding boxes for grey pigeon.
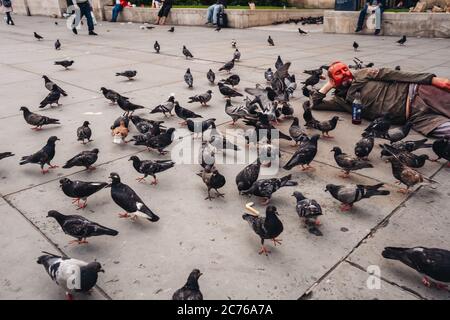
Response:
[184,68,193,88]
[20,106,60,130]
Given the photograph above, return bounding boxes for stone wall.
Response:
[27,0,64,17]
[289,0,335,9]
[323,10,450,38]
[11,0,30,15]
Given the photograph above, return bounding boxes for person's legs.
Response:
[212,4,223,25]
[111,4,121,22]
[374,7,381,33]
[356,4,369,32]
[79,2,94,33]
[6,12,13,25]
[160,16,166,25]
[207,5,215,23]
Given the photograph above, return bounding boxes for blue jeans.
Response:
[207,4,223,24]
[357,4,384,30]
[111,4,123,22]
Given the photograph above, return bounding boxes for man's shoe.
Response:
[89,31,98,36]
[374,29,380,35]
[355,27,362,33]
[72,28,78,35]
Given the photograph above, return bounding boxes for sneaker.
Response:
[355,27,362,33]
[89,31,98,36]
[374,29,380,35]
[72,27,78,35]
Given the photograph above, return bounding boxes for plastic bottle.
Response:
[352,91,362,125]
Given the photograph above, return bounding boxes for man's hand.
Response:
[319,79,335,95]
[431,77,450,92]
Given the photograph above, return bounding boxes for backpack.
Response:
[217,11,228,28]
[3,0,12,7]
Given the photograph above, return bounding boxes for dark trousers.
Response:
[6,12,14,25]
[78,2,94,32]
[111,4,123,22]
[357,4,384,29]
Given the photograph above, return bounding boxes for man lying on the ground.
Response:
[305,61,450,138]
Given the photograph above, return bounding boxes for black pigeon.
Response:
[187,118,216,138]
[283,134,320,171]
[184,68,193,88]
[242,205,283,256]
[243,114,292,144]
[221,74,240,87]
[154,40,160,53]
[20,106,60,130]
[236,159,261,193]
[325,183,390,211]
[219,58,235,73]
[100,87,128,104]
[267,35,275,46]
[110,115,130,131]
[353,41,359,51]
[241,174,298,205]
[197,167,226,200]
[188,90,212,106]
[47,210,118,244]
[364,113,393,137]
[218,82,243,98]
[397,35,407,45]
[182,45,193,59]
[116,70,137,80]
[354,132,374,160]
[292,191,323,235]
[55,39,61,50]
[34,32,43,40]
[54,60,74,69]
[39,87,61,108]
[382,122,413,143]
[168,26,175,32]
[0,152,14,160]
[391,138,432,153]
[382,247,450,289]
[60,178,108,209]
[37,252,104,300]
[301,73,321,87]
[275,56,283,70]
[381,144,429,168]
[395,65,401,71]
[130,115,165,135]
[150,95,175,117]
[289,117,308,146]
[431,138,450,164]
[77,121,92,144]
[281,101,294,118]
[117,95,144,116]
[20,136,59,174]
[331,146,373,177]
[207,69,215,84]
[174,102,202,125]
[63,149,99,171]
[43,75,67,96]
[310,115,340,138]
[129,155,174,185]
[298,28,308,34]
[107,172,160,221]
[131,128,176,155]
[172,269,203,300]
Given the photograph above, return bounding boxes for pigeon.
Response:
[184,68,193,88]
[116,70,137,80]
[242,205,283,256]
[199,142,216,170]
[172,269,203,300]
[387,157,435,193]
[233,48,241,61]
[381,144,429,168]
[77,121,92,144]
[197,167,226,200]
[0,152,14,161]
[215,26,221,31]
[431,138,450,164]
[325,183,390,211]
[54,60,74,69]
[382,247,450,289]
[331,146,373,177]
[231,39,237,48]
[182,45,193,59]
[168,26,175,32]
[117,95,144,116]
[209,126,240,152]
[37,252,104,300]
[47,210,118,244]
[288,117,308,146]
[54,39,61,50]
[284,74,297,97]
[207,69,216,84]
[131,128,175,155]
[301,73,321,88]
[187,118,216,138]
[150,96,175,118]
[397,35,407,45]
[353,41,359,51]
[62,149,99,171]
[60,178,108,209]
[129,156,174,185]
[224,99,258,125]
[354,132,374,160]
[364,113,393,137]
[39,87,61,108]
[243,115,292,144]
[240,174,298,205]
[107,172,160,221]
[174,102,202,125]
[154,40,160,53]
[390,138,432,153]
[20,136,59,174]
[110,115,129,131]
[34,32,43,40]
[221,74,240,87]
[236,159,261,193]
[43,76,67,96]
[303,66,325,76]
[292,191,323,235]
[267,35,274,46]
[20,107,60,130]
[309,115,340,138]
[130,115,165,135]
[275,56,283,70]
[382,122,413,143]
[298,28,308,35]
[188,90,213,106]
[280,101,294,118]
[100,87,128,104]
[219,58,235,73]
[264,68,274,82]
[218,82,243,98]
[283,134,320,171]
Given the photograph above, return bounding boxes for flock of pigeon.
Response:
[2,22,450,300]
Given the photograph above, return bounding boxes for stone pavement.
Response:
[0,15,449,300]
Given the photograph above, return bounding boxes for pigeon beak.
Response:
[198,272,203,277]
